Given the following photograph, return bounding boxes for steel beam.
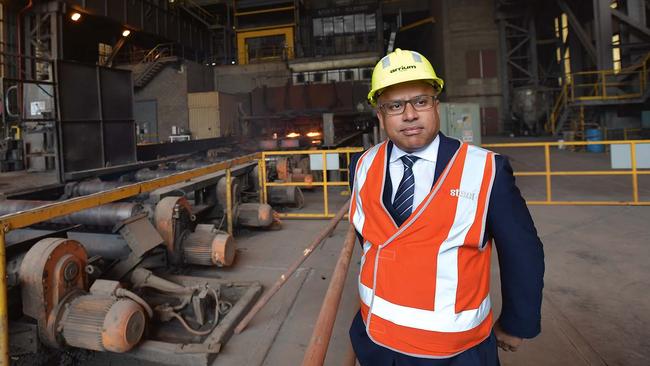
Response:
[557,0,597,64]
[611,8,650,38]
[529,16,539,85]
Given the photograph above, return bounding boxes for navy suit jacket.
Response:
[349,133,545,342]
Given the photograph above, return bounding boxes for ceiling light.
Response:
[122,29,131,37]
[71,12,81,21]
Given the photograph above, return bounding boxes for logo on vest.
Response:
[450,189,476,200]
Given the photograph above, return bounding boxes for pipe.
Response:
[174,160,209,170]
[234,200,350,334]
[301,225,357,366]
[0,200,143,226]
[66,180,126,196]
[65,181,150,200]
[134,169,175,182]
[16,0,33,128]
[0,231,9,366]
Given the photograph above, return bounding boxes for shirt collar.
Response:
[389,134,440,164]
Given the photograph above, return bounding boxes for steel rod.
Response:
[0,231,8,366]
[302,225,357,366]
[234,200,350,334]
[226,168,233,235]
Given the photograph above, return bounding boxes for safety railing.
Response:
[604,127,649,141]
[546,52,650,134]
[0,153,261,365]
[482,140,650,205]
[259,148,363,219]
[570,64,647,101]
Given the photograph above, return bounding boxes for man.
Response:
[348,48,544,366]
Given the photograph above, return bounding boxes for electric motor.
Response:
[60,295,146,353]
[182,224,235,267]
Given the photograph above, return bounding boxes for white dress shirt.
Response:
[389,135,439,209]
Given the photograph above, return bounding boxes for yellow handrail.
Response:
[482,140,649,206]
[547,52,650,134]
[260,147,363,219]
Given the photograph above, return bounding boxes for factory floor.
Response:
[206,139,648,366]
[21,138,650,366]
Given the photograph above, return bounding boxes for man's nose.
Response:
[402,101,418,121]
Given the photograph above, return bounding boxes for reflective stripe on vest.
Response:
[349,140,497,358]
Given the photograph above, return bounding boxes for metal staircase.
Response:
[547,52,650,135]
[133,44,178,89]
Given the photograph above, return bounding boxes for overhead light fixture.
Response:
[286,132,300,138]
[231,60,236,64]
[211,62,216,66]
[306,131,321,138]
[122,29,131,37]
[71,12,81,21]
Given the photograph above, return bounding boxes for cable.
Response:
[170,286,227,336]
[116,288,154,318]
[169,312,215,336]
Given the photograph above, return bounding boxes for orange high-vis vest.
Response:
[349,140,497,358]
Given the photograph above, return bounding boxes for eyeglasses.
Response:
[378,95,437,115]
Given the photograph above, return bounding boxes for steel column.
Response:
[497,19,511,134]
[593,0,614,70]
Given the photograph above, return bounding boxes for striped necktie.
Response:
[392,155,420,226]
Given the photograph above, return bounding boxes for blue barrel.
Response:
[586,128,604,153]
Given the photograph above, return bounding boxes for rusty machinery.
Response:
[14,236,259,364]
[3,158,275,364]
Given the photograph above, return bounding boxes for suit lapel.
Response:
[383,142,396,220]
[434,132,461,184]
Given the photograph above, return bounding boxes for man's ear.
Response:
[376,110,385,130]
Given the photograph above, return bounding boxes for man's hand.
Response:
[493,322,523,352]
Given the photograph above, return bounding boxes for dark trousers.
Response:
[349,311,500,366]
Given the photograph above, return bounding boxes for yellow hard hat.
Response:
[367,48,444,106]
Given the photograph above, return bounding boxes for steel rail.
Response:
[234,200,350,334]
[302,225,357,366]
